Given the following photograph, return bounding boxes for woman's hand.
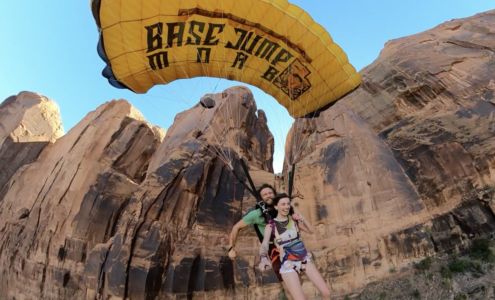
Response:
[228,247,237,259]
[258,256,271,271]
[292,213,304,223]
[292,211,314,234]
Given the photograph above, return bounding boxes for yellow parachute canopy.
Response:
[91,0,361,117]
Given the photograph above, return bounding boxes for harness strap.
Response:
[276,235,300,246]
[272,217,302,264]
[272,217,300,242]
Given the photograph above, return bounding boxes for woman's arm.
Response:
[259,225,273,256]
[258,224,273,271]
[293,211,314,234]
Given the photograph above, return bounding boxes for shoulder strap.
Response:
[273,221,280,240]
[250,207,265,243]
[289,216,301,239]
[253,224,264,243]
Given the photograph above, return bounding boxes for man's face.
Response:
[260,187,275,205]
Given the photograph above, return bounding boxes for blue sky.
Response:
[1,1,493,172]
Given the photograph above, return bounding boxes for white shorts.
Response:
[279,254,312,274]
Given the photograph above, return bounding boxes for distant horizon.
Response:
[1,2,493,172]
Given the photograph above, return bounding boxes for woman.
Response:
[259,193,331,300]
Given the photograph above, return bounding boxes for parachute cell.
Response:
[91,0,361,117]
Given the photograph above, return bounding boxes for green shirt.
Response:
[242,209,266,237]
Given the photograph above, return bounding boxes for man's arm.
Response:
[227,219,248,258]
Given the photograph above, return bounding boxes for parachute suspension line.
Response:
[95,0,361,174]
[229,158,274,223]
[126,66,200,118]
[291,99,320,167]
[283,15,307,169]
[192,105,233,171]
[92,3,363,215]
[158,46,232,168]
[192,103,233,170]
[233,159,258,199]
[206,144,233,168]
[210,122,235,166]
[162,34,232,168]
[282,27,303,197]
[147,39,194,108]
[290,24,332,164]
[186,1,236,168]
[236,159,272,216]
[215,0,226,95]
[240,159,260,201]
[124,69,193,118]
[289,32,349,167]
[204,112,236,169]
[215,3,247,205]
[133,20,233,192]
[204,112,235,167]
[239,158,271,215]
[223,0,244,171]
[192,43,228,160]
[281,16,305,168]
[273,9,330,168]
[287,15,317,167]
[117,15,190,119]
[284,22,298,168]
[231,158,266,217]
[200,7,244,172]
[140,40,196,117]
[96,0,361,121]
[213,77,223,94]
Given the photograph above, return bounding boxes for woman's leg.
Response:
[304,261,331,299]
[281,271,306,300]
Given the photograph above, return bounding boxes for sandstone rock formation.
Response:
[0,91,63,193]
[285,9,495,296]
[83,87,276,300]
[0,99,163,299]
[0,87,277,299]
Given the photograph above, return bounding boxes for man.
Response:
[227,184,283,281]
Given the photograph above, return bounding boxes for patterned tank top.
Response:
[271,217,308,262]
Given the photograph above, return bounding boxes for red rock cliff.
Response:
[285,10,495,296]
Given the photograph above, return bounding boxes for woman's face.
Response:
[275,197,291,217]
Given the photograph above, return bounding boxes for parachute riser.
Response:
[288,163,296,199]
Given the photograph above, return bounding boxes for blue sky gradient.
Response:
[1,1,493,172]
